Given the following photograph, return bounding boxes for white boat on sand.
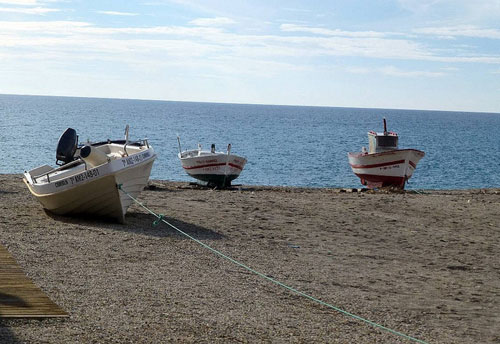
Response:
[24,126,156,223]
[348,119,425,189]
[178,138,247,187]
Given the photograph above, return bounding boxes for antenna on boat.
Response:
[176,135,182,155]
[383,118,388,136]
[124,124,130,142]
[123,125,130,156]
[222,144,231,187]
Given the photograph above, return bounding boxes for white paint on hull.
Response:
[347,149,425,188]
[24,143,156,223]
[348,149,424,178]
[178,149,247,182]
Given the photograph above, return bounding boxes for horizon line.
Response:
[1,92,498,115]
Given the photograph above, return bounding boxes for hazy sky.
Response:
[1,0,499,112]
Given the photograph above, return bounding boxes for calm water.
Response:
[1,94,499,189]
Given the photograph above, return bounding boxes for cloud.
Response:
[380,66,446,77]
[0,0,61,15]
[0,0,39,5]
[441,66,459,72]
[397,0,446,13]
[398,0,500,17]
[345,66,370,74]
[280,24,390,38]
[346,65,446,78]
[97,11,139,17]
[189,17,235,27]
[1,19,499,70]
[0,0,62,6]
[0,20,224,37]
[0,6,59,14]
[414,25,500,39]
[0,20,90,32]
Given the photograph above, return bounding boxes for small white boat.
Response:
[348,119,425,189]
[177,138,247,187]
[24,126,156,223]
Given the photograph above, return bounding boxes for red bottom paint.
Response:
[356,173,406,189]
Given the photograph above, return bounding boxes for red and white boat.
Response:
[178,138,247,187]
[348,119,425,189]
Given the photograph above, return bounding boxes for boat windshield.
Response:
[376,135,398,148]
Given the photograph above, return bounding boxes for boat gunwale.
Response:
[347,148,425,159]
[178,150,247,161]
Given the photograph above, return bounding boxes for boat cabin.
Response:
[367,119,398,153]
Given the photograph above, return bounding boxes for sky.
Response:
[0,0,499,113]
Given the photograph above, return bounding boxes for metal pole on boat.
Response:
[383,118,387,135]
[177,135,182,156]
[223,144,231,187]
[124,125,130,142]
[124,124,130,156]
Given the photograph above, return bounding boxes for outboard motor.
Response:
[56,128,78,165]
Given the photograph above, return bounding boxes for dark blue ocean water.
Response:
[1,94,499,189]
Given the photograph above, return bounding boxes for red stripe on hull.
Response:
[183,162,244,171]
[349,159,405,169]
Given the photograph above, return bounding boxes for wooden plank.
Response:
[0,244,68,317]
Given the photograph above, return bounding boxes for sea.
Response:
[1,94,499,190]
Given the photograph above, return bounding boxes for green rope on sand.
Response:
[117,184,428,344]
[153,214,165,227]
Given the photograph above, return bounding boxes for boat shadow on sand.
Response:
[0,319,23,344]
[45,211,226,241]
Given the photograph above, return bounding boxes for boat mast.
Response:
[383,118,387,136]
[176,135,182,155]
[223,144,231,187]
[123,124,130,156]
[124,125,130,142]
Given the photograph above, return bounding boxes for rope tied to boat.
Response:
[117,184,428,344]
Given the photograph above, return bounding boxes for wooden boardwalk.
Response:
[0,244,67,318]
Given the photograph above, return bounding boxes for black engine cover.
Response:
[56,128,78,165]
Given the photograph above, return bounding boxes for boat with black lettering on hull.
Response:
[23,126,156,223]
[347,118,425,189]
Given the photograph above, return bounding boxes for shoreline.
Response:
[148,178,500,193]
[0,174,499,343]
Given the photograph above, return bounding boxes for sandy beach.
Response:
[0,173,499,343]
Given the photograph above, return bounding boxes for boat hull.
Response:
[347,149,425,189]
[24,147,156,223]
[179,153,247,186]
